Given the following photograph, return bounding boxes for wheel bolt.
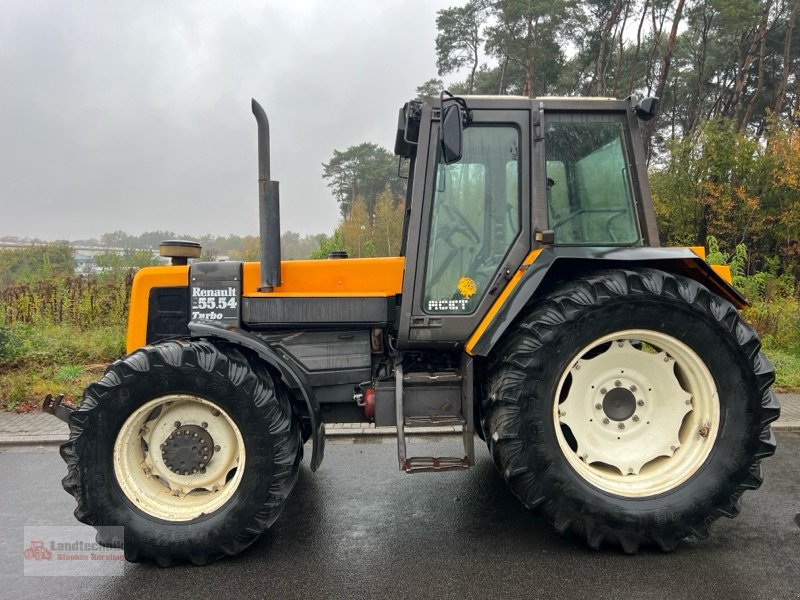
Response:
[685,399,692,405]
[202,422,208,428]
[633,415,640,422]
[595,403,602,410]
[214,445,221,451]
[637,399,644,407]
[200,467,206,474]
[574,363,581,370]
[614,380,622,387]
[618,423,625,429]
[630,385,637,392]
[627,468,634,474]
[174,421,181,428]
[602,418,609,424]
[600,388,607,395]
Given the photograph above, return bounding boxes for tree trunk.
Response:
[612,2,631,97]
[498,55,509,94]
[687,7,713,133]
[643,0,686,161]
[627,0,650,95]
[644,2,668,96]
[594,0,623,95]
[740,0,773,131]
[468,18,480,94]
[525,14,535,97]
[725,4,769,119]
[774,0,800,115]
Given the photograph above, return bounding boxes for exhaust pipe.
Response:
[251,99,281,292]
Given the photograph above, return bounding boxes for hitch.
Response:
[42,394,75,424]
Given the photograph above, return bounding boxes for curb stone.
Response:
[1,393,798,446]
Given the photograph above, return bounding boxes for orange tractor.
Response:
[45,93,778,564]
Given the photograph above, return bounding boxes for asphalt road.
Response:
[1,433,798,600]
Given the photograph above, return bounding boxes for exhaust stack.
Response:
[252,99,281,292]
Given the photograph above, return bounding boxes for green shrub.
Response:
[0,322,125,369]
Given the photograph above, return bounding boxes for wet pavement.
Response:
[1,433,798,599]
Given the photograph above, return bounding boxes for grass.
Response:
[761,344,800,392]
[0,322,125,411]
[0,364,107,412]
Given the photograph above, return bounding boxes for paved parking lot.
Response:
[1,432,798,599]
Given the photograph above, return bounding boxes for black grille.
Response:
[146,287,190,344]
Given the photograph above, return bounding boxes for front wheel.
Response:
[60,340,301,565]
[482,268,779,552]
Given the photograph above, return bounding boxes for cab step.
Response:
[394,356,475,473]
[401,456,471,473]
[404,415,464,427]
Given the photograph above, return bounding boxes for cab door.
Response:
[398,106,531,348]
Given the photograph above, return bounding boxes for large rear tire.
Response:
[60,340,301,565]
[482,268,779,552]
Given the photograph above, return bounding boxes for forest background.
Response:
[2,0,799,407]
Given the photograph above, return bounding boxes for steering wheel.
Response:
[441,202,480,244]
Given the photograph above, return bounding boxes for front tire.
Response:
[482,269,779,552]
[60,340,301,565]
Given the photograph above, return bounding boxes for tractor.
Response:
[44,93,779,564]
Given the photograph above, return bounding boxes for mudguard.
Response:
[188,320,325,470]
[467,246,747,357]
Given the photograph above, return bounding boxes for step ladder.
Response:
[395,356,475,473]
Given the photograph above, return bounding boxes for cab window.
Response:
[545,122,640,245]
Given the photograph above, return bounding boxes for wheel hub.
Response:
[603,387,637,421]
[559,338,694,476]
[161,425,215,475]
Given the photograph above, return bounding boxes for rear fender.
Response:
[467,246,747,357]
[188,320,324,470]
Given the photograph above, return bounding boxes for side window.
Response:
[545,122,640,245]
[423,126,520,314]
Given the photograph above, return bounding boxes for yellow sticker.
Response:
[457,276,477,299]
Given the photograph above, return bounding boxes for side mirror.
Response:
[634,96,659,121]
[440,103,463,164]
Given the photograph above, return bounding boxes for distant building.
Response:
[73,251,96,274]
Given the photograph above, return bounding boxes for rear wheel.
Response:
[60,340,301,565]
[482,268,779,552]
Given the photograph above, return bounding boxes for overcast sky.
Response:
[0,0,456,241]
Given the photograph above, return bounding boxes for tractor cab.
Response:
[394,94,660,349]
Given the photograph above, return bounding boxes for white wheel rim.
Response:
[553,329,719,498]
[113,395,246,521]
